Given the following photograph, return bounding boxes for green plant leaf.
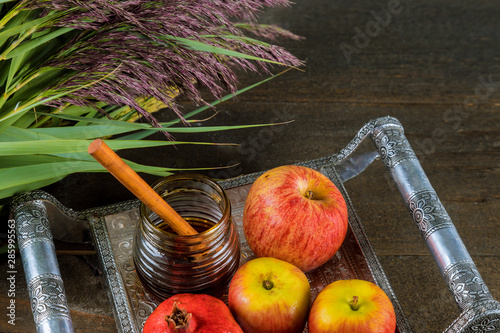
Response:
[33,112,272,135]
[0,176,66,200]
[118,71,291,140]
[166,35,284,65]
[0,125,59,141]
[4,27,73,59]
[36,112,152,128]
[30,124,136,139]
[201,34,272,47]
[114,131,152,141]
[133,123,289,134]
[0,161,99,200]
[30,122,282,141]
[49,104,103,117]
[0,156,237,200]
[0,139,225,156]
[0,4,31,31]
[0,151,239,200]
[183,69,292,119]
[0,154,69,167]
[0,12,61,46]
[6,53,25,89]
[0,66,118,132]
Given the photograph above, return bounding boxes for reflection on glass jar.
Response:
[133,173,240,301]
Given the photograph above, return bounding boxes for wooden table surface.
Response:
[1,0,498,332]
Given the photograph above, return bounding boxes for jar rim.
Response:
[140,173,231,238]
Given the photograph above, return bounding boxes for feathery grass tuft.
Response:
[0,0,303,208]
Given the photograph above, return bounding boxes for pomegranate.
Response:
[143,293,243,333]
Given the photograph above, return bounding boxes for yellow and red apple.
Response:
[243,165,348,272]
[308,279,397,333]
[228,257,311,333]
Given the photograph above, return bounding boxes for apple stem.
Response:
[263,279,274,290]
[349,296,359,311]
[305,190,315,199]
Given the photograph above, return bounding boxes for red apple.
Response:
[243,165,348,272]
[228,257,311,333]
[308,279,397,333]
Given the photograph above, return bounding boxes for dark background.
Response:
[2,0,499,332]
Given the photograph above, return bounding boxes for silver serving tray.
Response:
[11,116,500,333]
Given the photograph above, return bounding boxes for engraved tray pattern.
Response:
[89,162,413,333]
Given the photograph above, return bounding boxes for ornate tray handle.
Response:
[367,117,500,333]
[12,201,74,333]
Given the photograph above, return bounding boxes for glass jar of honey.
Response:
[132,173,240,300]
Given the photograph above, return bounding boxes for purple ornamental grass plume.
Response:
[27,0,303,126]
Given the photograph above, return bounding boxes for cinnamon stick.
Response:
[88,139,198,236]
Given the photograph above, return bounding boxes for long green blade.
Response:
[37,112,152,128]
[0,161,101,199]
[118,71,290,140]
[201,33,272,47]
[6,53,25,89]
[0,126,59,141]
[0,12,61,45]
[0,176,65,201]
[4,27,73,59]
[167,35,283,65]
[32,113,272,135]
[0,155,69,167]
[30,122,280,140]
[30,125,138,139]
[0,67,118,132]
[0,155,235,199]
[182,69,292,119]
[115,130,154,141]
[0,139,223,155]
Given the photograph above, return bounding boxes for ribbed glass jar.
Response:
[133,173,240,300]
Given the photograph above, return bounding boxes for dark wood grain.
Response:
[1,0,498,332]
